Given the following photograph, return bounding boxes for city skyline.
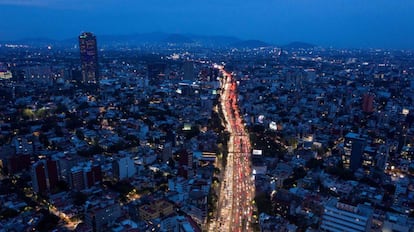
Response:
[1,0,414,49]
[1,20,414,231]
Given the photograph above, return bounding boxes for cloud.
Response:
[0,0,48,6]
[0,0,112,9]
[0,0,247,8]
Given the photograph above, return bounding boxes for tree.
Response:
[76,129,85,140]
[167,157,175,169]
[54,126,63,137]
[212,176,220,184]
[383,184,396,195]
[214,167,220,175]
[41,120,55,132]
[293,166,307,180]
[55,180,69,192]
[409,167,414,175]
[325,164,355,181]
[35,210,60,232]
[66,114,83,130]
[72,192,88,206]
[78,102,89,110]
[0,208,19,220]
[55,103,68,114]
[255,193,273,215]
[39,133,50,147]
[306,158,324,170]
[22,108,34,120]
[35,108,49,119]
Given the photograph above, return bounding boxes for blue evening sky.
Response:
[1,0,413,49]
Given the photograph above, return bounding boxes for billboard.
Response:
[252,149,263,156]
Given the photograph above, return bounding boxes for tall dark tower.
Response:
[79,32,98,83]
[182,61,195,81]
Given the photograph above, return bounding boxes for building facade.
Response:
[69,161,102,191]
[31,159,59,194]
[85,201,121,232]
[362,93,374,113]
[343,132,366,171]
[183,61,195,81]
[79,32,99,83]
[112,156,136,180]
[320,198,373,232]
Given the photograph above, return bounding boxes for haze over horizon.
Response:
[1,0,413,49]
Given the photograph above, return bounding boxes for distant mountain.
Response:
[185,34,241,47]
[282,41,315,49]
[163,34,194,44]
[0,37,58,47]
[0,33,274,49]
[97,33,241,47]
[95,32,169,45]
[231,39,270,48]
[19,37,56,44]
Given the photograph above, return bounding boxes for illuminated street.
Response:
[212,65,255,232]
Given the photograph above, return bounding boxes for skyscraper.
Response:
[362,93,374,113]
[69,161,102,191]
[31,159,59,194]
[343,132,366,171]
[79,32,98,83]
[183,61,195,81]
[112,156,136,181]
[147,62,166,86]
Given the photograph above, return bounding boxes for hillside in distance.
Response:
[1,33,318,50]
[1,33,275,49]
[282,41,315,49]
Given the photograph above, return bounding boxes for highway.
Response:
[211,65,255,232]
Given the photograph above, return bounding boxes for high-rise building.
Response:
[177,149,193,179]
[84,199,121,232]
[32,161,47,193]
[3,137,33,175]
[320,198,373,232]
[31,159,59,194]
[69,166,84,191]
[183,61,195,81]
[162,142,173,163]
[112,156,136,180]
[147,62,166,86]
[79,32,99,83]
[70,68,82,83]
[343,132,366,171]
[200,95,212,115]
[69,161,102,191]
[362,146,376,173]
[362,93,374,113]
[5,153,31,175]
[46,159,59,191]
[375,144,389,171]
